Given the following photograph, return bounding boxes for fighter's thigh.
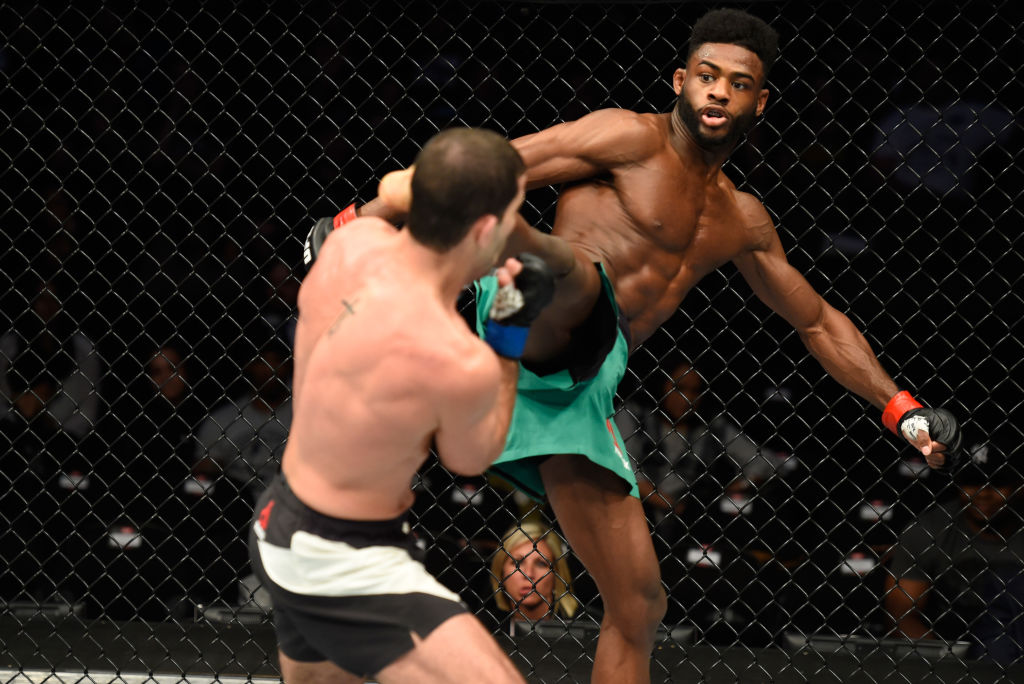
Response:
[522,254,602,360]
[539,454,661,599]
[375,614,525,684]
[278,650,364,684]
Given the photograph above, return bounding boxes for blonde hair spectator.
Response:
[491,522,578,621]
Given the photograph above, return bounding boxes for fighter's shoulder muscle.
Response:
[401,323,502,408]
[321,217,396,262]
[728,187,780,253]
[298,217,394,298]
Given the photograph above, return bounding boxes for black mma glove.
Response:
[883,390,963,471]
[303,204,357,268]
[483,252,556,359]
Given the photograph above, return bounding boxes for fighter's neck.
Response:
[666,110,733,179]
[392,230,474,306]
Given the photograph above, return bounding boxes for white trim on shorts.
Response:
[253,522,461,601]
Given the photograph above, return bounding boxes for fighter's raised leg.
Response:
[501,214,605,363]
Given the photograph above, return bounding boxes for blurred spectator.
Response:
[616,358,767,540]
[77,340,210,619]
[884,438,1024,661]
[489,522,578,633]
[0,351,98,606]
[1,278,103,439]
[105,340,206,494]
[1,355,64,600]
[413,457,520,551]
[411,459,521,615]
[191,338,293,499]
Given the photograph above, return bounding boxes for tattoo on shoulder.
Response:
[327,298,358,335]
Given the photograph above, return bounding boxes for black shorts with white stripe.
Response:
[248,474,467,677]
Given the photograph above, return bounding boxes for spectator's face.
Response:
[500,539,556,615]
[149,347,187,401]
[959,484,1016,523]
[662,364,703,419]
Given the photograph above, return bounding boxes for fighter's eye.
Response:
[699,73,714,82]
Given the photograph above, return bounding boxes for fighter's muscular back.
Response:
[513,108,786,351]
[282,218,510,521]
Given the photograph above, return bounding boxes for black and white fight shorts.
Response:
[248,475,467,677]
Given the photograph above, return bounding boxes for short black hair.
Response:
[408,127,525,251]
[687,8,779,79]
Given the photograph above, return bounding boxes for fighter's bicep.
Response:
[432,349,504,475]
[512,110,657,186]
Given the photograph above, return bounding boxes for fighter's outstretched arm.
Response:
[731,195,960,468]
[329,109,655,231]
[510,108,662,189]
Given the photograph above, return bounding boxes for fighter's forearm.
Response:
[799,304,900,410]
[357,196,407,227]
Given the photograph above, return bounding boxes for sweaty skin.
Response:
[363,43,948,463]
[282,191,524,520]
[509,44,948,461]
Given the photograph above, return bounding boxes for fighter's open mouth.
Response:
[701,109,728,127]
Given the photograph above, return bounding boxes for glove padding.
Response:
[492,253,555,325]
[484,252,555,359]
[897,407,962,471]
[303,217,334,268]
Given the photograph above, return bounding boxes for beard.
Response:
[675,94,757,151]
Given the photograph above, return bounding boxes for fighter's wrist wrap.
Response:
[333,203,358,229]
[882,390,923,434]
[483,253,555,360]
[484,318,530,359]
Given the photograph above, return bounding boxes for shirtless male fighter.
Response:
[249,127,556,683]
[311,9,962,683]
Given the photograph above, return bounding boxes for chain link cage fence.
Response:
[2,0,1022,681]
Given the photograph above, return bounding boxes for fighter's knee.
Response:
[604,581,667,634]
[639,582,668,627]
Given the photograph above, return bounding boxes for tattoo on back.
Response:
[327,298,358,335]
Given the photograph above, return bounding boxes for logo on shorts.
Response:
[259,500,275,530]
[605,419,630,470]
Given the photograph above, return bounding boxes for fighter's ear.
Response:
[756,87,770,117]
[470,214,499,248]
[672,68,686,95]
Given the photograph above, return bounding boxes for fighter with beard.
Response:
[321,9,961,682]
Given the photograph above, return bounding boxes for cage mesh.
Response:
[2,1,1022,681]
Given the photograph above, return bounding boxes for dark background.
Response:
[1,0,1022,678]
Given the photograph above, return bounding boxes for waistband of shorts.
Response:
[268,474,411,546]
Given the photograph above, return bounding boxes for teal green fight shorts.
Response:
[474,264,638,499]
